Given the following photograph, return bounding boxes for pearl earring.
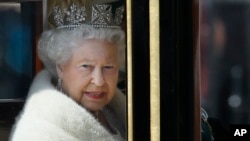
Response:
[56,78,63,92]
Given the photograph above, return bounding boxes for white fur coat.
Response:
[10,70,126,141]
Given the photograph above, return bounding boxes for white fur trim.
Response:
[10,70,125,141]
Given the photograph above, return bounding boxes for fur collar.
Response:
[10,70,126,141]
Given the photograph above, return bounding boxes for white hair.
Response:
[38,25,126,78]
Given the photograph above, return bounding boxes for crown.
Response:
[46,0,125,29]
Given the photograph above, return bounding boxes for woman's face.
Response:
[57,39,119,112]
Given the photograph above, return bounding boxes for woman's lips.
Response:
[85,92,105,99]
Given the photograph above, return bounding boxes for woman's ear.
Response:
[56,64,64,79]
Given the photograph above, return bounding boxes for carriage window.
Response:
[201,0,250,135]
[0,3,31,100]
[0,2,42,100]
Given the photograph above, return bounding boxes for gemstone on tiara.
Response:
[92,4,113,25]
[64,3,87,25]
[52,5,64,27]
[114,5,124,25]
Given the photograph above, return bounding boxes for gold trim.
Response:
[126,0,133,141]
[149,0,160,141]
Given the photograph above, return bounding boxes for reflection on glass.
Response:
[201,0,250,134]
[0,3,31,99]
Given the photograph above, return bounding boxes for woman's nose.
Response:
[91,68,105,86]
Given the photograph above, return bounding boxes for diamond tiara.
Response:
[46,0,125,29]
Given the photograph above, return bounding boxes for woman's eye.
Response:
[103,65,118,74]
[79,64,93,76]
[104,65,115,69]
[104,65,115,70]
[81,64,93,70]
[82,64,90,68]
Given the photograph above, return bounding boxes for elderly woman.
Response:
[10,5,126,140]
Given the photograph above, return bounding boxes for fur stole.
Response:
[10,70,126,141]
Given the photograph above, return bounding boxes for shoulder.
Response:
[10,88,85,141]
[201,108,229,141]
[11,89,113,141]
[201,108,214,141]
[10,70,89,140]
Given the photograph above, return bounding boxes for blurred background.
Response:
[200,0,250,129]
[0,2,34,99]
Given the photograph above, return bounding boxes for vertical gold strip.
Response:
[149,0,160,141]
[126,0,133,141]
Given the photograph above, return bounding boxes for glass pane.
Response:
[0,3,33,99]
[201,0,250,138]
[0,1,43,100]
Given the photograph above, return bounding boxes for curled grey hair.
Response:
[38,25,126,78]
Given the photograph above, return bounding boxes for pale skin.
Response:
[56,39,119,113]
